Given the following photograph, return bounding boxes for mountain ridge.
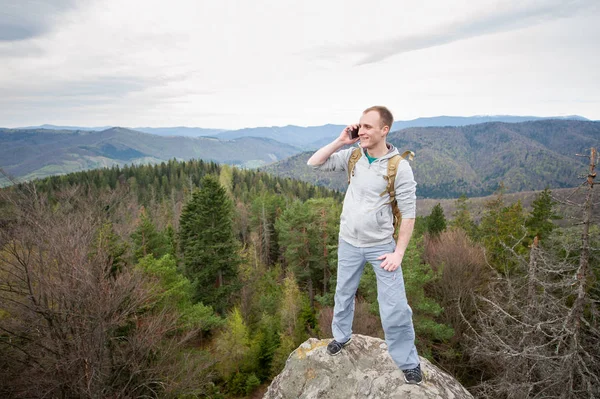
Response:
[4,119,599,197]
[262,119,600,198]
[0,126,300,185]
[12,115,590,145]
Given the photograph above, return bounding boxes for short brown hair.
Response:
[363,106,393,130]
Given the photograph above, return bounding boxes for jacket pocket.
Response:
[375,206,393,228]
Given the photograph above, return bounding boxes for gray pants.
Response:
[332,238,420,370]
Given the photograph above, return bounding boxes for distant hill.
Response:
[215,124,343,148]
[132,127,228,137]
[0,127,300,185]
[217,115,589,149]
[391,114,589,129]
[15,125,228,137]
[262,120,600,198]
[17,115,588,147]
[17,124,114,131]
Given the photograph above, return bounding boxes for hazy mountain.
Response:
[262,120,600,198]
[5,117,596,192]
[215,124,343,148]
[132,127,228,137]
[390,115,589,130]
[0,127,300,185]
[16,125,228,137]
[16,115,588,146]
[17,124,114,131]
[218,115,589,149]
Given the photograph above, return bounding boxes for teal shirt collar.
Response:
[365,151,378,164]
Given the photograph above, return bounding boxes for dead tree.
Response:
[462,148,599,399]
[0,184,213,398]
[564,147,598,396]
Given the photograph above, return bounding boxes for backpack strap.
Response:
[346,147,414,240]
[380,151,414,199]
[400,150,415,161]
[379,151,415,239]
[347,147,363,184]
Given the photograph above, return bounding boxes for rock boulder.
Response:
[264,334,473,399]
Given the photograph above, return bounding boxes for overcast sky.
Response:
[1,0,599,129]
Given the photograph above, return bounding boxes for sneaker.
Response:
[326,337,352,356]
[402,364,423,385]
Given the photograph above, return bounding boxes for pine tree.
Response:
[525,188,561,240]
[179,175,239,313]
[93,222,128,277]
[250,193,286,266]
[252,313,281,381]
[164,223,177,257]
[275,198,339,309]
[449,194,477,239]
[131,206,168,261]
[275,200,314,304]
[308,198,340,296]
[136,254,223,333]
[427,203,447,237]
[479,187,528,272]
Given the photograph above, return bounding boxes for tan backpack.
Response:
[347,148,415,239]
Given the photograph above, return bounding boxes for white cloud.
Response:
[341,0,599,65]
[0,0,81,41]
[0,0,598,128]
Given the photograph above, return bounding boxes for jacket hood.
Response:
[358,143,399,161]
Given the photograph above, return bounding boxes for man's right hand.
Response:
[337,124,361,146]
[307,124,360,166]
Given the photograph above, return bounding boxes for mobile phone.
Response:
[349,126,359,139]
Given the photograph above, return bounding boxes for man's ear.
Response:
[382,125,390,135]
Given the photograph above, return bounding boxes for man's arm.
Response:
[378,160,417,272]
[307,125,359,166]
[378,218,415,272]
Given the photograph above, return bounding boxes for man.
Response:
[307,106,422,385]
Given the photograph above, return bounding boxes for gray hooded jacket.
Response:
[310,144,416,247]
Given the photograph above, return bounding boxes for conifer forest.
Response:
[0,154,598,398]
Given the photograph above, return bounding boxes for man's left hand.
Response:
[377,252,403,272]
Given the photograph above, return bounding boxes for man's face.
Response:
[358,110,389,150]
